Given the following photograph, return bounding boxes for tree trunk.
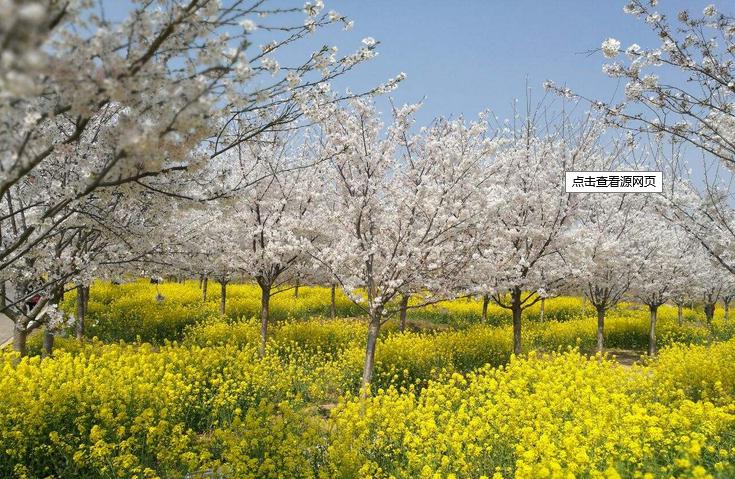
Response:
[725,301,730,321]
[596,306,605,353]
[294,277,299,299]
[361,313,382,397]
[42,328,54,358]
[648,304,658,356]
[511,287,522,356]
[219,281,227,315]
[330,283,337,319]
[677,303,683,326]
[398,294,409,332]
[0,280,6,310]
[12,323,27,357]
[202,276,208,302]
[481,294,489,322]
[539,297,546,322]
[259,281,271,357]
[704,302,715,325]
[75,284,86,341]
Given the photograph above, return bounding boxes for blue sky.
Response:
[312,0,715,125]
[103,0,718,126]
[103,0,723,178]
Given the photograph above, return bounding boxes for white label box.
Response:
[564,171,663,193]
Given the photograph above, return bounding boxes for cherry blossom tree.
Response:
[687,248,735,325]
[629,218,692,356]
[312,99,495,393]
[548,1,735,281]
[721,277,735,321]
[0,0,397,353]
[473,110,609,355]
[227,131,327,356]
[569,191,649,353]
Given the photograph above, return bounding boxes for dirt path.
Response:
[605,348,647,368]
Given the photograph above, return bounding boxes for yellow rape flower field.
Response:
[4,281,735,478]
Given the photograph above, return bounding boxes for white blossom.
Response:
[239,18,257,33]
[601,38,621,58]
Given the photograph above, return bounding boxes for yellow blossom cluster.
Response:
[57,281,362,343]
[4,281,732,478]
[57,282,729,351]
[0,341,342,479]
[6,330,735,477]
[327,349,735,478]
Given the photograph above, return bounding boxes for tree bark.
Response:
[677,303,683,326]
[398,294,409,332]
[75,284,86,341]
[725,301,730,321]
[219,280,227,315]
[648,304,658,356]
[511,287,522,356]
[294,277,299,298]
[202,276,208,302]
[12,323,27,357]
[481,294,489,322]
[539,297,546,322]
[596,306,605,353]
[42,328,54,358]
[330,283,336,319]
[0,280,6,310]
[361,312,382,397]
[259,281,271,357]
[704,302,715,325]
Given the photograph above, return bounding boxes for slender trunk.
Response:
[511,287,522,356]
[677,303,683,326]
[725,301,730,322]
[704,303,715,326]
[198,275,204,289]
[0,280,6,310]
[42,328,54,358]
[330,283,336,319]
[12,323,27,357]
[219,281,227,315]
[481,294,489,322]
[259,282,271,357]
[648,304,658,356]
[202,276,208,302]
[75,284,86,341]
[596,306,605,353]
[43,286,64,357]
[294,277,299,299]
[361,313,382,397]
[398,294,409,332]
[539,297,546,322]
